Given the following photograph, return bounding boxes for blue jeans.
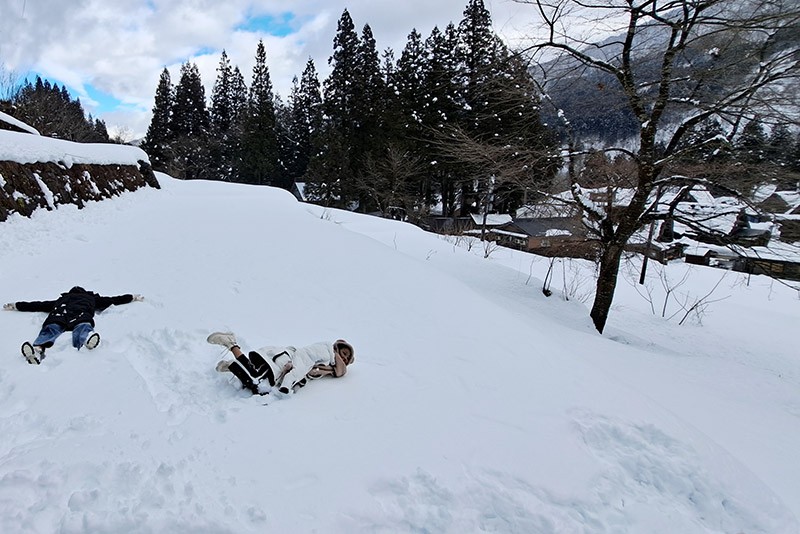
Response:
[33,323,94,349]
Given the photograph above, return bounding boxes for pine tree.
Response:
[141,68,174,171]
[457,0,501,126]
[287,58,323,182]
[673,118,729,164]
[423,23,463,215]
[211,50,234,135]
[307,9,361,206]
[239,39,280,186]
[171,62,209,137]
[210,51,235,180]
[432,0,558,215]
[230,66,248,127]
[274,93,294,187]
[170,62,211,180]
[767,123,794,168]
[736,118,768,164]
[227,66,248,179]
[12,76,110,143]
[395,29,426,131]
[350,23,386,211]
[324,10,360,127]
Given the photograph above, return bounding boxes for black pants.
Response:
[228,351,276,395]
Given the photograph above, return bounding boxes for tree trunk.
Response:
[590,242,625,334]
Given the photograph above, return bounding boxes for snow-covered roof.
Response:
[0,129,148,166]
[491,229,528,239]
[470,213,512,226]
[732,241,800,262]
[516,201,577,218]
[545,229,572,237]
[0,111,40,135]
[752,183,778,203]
[776,191,800,212]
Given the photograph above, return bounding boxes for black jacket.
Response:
[15,287,134,330]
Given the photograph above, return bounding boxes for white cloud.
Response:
[0,0,538,138]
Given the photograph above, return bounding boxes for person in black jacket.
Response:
[3,286,144,364]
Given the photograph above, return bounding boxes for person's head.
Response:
[334,340,355,365]
[68,286,87,294]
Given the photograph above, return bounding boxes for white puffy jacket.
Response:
[254,342,335,392]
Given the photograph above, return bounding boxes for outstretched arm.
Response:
[5,300,57,312]
[95,294,143,311]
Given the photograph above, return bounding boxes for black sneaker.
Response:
[21,342,44,364]
[85,333,101,350]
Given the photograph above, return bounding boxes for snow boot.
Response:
[207,332,238,350]
[21,342,44,364]
[85,332,101,350]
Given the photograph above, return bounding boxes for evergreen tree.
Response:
[171,62,209,137]
[395,29,427,133]
[170,61,211,180]
[286,58,323,182]
[141,68,174,172]
[451,0,504,214]
[13,76,110,143]
[210,51,235,180]
[93,118,109,142]
[211,50,234,135]
[792,135,800,173]
[230,66,248,128]
[228,66,249,178]
[239,40,281,187]
[767,123,794,168]
[351,23,386,211]
[384,30,433,209]
[422,1,557,216]
[736,118,768,164]
[423,23,463,215]
[306,9,361,205]
[274,93,293,184]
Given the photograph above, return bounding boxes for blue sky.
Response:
[237,12,298,37]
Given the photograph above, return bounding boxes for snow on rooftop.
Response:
[0,111,40,135]
[0,129,148,167]
[470,213,512,226]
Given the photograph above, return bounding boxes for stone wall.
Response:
[0,159,159,222]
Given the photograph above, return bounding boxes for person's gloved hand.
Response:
[3,303,16,311]
[132,294,145,302]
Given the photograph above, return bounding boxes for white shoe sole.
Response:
[85,333,100,350]
[207,332,236,349]
[21,342,41,364]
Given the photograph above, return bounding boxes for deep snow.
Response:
[0,174,798,533]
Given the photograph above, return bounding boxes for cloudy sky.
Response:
[0,0,542,139]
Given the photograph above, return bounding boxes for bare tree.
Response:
[0,62,22,104]
[516,0,800,333]
[356,144,425,219]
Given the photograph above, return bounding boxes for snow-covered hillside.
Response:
[0,174,798,533]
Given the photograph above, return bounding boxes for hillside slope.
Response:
[0,175,797,533]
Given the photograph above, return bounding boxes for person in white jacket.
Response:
[207,332,354,395]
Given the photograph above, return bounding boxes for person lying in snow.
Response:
[207,332,354,395]
[3,286,144,364]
